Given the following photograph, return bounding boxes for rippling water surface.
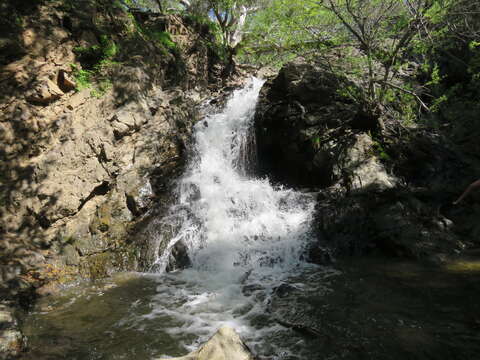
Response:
[21,80,480,360]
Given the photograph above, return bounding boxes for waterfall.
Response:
[146,78,316,354]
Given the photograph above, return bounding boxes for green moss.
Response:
[71,33,121,97]
[90,79,113,98]
[151,31,177,50]
[371,137,391,162]
[83,253,112,280]
[70,64,93,91]
[100,34,119,58]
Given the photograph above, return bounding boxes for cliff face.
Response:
[0,0,234,318]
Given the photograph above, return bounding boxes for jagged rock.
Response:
[26,78,64,105]
[257,60,465,261]
[156,326,254,360]
[254,60,366,187]
[58,70,76,92]
[311,189,465,260]
[336,133,397,191]
[166,240,191,272]
[0,304,23,359]
[0,0,238,326]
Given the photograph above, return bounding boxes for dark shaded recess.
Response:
[350,109,380,132]
[35,213,51,230]
[437,45,472,87]
[254,62,364,188]
[165,48,187,87]
[0,0,40,65]
[62,15,73,32]
[77,181,111,212]
[125,193,141,217]
[73,43,104,70]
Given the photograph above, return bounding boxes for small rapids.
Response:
[145,78,317,356]
[19,80,480,360]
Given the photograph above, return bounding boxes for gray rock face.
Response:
[312,189,464,260]
[255,60,378,188]
[156,326,254,360]
[256,60,466,261]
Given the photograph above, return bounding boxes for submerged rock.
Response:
[156,326,254,360]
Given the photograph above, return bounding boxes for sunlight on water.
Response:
[146,78,317,355]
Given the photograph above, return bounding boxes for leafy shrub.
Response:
[151,31,176,50]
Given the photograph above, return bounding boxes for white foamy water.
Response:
[144,78,317,356]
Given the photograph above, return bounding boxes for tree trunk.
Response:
[154,0,163,13]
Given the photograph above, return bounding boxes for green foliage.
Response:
[71,33,121,97]
[337,84,362,103]
[151,31,177,50]
[74,35,119,66]
[371,137,391,162]
[101,35,119,58]
[71,63,116,97]
[91,79,113,98]
[70,64,93,91]
[14,15,24,27]
[184,12,220,34]
[240,0,329,66]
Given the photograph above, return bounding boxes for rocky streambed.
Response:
[13,72,480,360]
[2,4,480,356]
[19,257,480,359]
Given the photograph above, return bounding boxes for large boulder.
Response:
[156,326,254,360]
[254,60,378,188]
[166,240,191,272]
[310,188,464,261]
[256,60,468,261]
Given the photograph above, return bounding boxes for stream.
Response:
[20,79,480,360]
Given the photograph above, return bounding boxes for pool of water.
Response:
[19,79,480,360]
[20,256,480,360]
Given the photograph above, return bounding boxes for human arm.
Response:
[453,179,480,205]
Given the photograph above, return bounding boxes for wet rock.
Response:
[306,244,333,265]
[156,326,254,360]
[312,190,464,259]
[0,329,23,359]
[0,305,16,330]
[166,240,191,272]
[242,283,263,296]
[273,283,297,298]
[0,304,23,358]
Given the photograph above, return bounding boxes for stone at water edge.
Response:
[156,326,255,360]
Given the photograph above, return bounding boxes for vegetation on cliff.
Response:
[0,0,234,313]
[1,0,480,358]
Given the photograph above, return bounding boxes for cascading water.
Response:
[144,78,317,356]
[22,78,476,360]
